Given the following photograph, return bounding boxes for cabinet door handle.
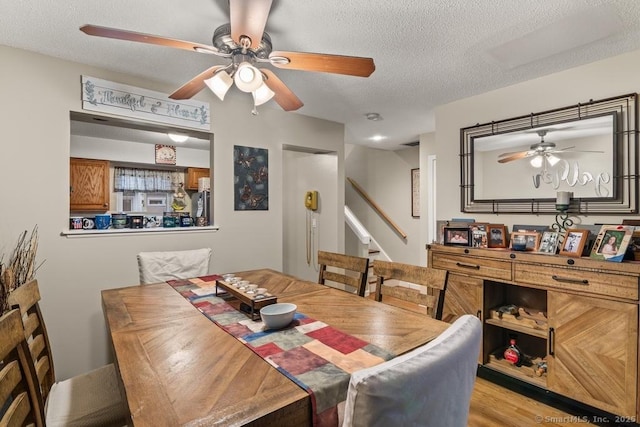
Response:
[551,275,588,285]
[548,327,555,356]
[455,262,480,270]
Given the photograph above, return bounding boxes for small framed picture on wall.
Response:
[155,144,177,165]
[411,168,420,218]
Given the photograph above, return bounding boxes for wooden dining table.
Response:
[101,268,450,426]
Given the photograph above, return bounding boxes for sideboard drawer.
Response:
[431,253,511,281]
[514,263,638,300]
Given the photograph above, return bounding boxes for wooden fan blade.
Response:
[270,51,375,77]
[80,24,221,55]
[169,66,225,100]
[229,0,273,48]
[498,150,528,158]
[498,151,533,163]
[261,69,303,111]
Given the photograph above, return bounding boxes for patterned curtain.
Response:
[114,167,183,192]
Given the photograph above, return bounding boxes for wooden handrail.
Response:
[347,177,408,239]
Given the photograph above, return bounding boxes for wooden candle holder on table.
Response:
[215,280,277,321]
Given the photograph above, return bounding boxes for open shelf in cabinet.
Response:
[485,354,547,388]
[483,281,548,338]
[483,281,548,388]
[485,310,547,338]
[484,324,548,388]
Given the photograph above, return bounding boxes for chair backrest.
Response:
[7,279,56,405]
[137,248,212,284]
[317,250,369,297]
[341,314,481,427]
[0,308,44,427]
[373,260,448,319]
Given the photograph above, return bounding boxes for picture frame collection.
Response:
[436,219,639,262]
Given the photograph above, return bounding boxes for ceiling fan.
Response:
[79,0,375,113]
[497,129,602,165]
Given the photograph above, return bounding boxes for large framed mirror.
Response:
[460,93,638,214]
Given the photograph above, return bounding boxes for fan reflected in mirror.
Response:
[473,115,614,200]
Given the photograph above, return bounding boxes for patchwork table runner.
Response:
[167,276,395,427]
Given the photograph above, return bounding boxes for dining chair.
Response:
[373,259,449,319]
[0,308,43,427]
[136,247,212,284]
[317,250,370,296]
[8,279,128,427]
[340,314,482,427]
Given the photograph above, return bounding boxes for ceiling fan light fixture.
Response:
[530,156,544,168]
[204,70,233,101]
[547,154,561,166]
[234,62,263,93]
[253,82,275,106]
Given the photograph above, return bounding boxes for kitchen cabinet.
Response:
[427,243,640,420]
[70,158,110,211]
[185,167,210,191]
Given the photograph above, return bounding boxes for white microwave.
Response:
[145,193,169,213]
[113,192,170,214]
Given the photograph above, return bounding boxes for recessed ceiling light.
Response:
[365,112,383,121]
[168,133,189,143]
[370,135,386,142]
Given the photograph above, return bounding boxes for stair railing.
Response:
[347,177,408,240]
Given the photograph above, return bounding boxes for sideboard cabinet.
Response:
[427,243,639,419]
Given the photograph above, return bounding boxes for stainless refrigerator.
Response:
[192,190,211,226]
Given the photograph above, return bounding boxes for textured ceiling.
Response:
[2,0,640,150]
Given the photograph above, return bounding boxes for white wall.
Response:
[0,45,344,379]
[71,135,210,168]
[283,150,342,282]
[344,144,422,265]
[433,48,640,228]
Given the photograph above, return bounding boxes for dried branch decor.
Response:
[0,226,43,314]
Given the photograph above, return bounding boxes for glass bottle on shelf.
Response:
[504,337,523,367]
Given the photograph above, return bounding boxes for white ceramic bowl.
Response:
[260,303,297,329]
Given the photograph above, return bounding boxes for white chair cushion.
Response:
[45,363,128,427]
[137,248,212,284]
[341,314,482,427]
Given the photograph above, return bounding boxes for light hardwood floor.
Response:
[469,377,598,427]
